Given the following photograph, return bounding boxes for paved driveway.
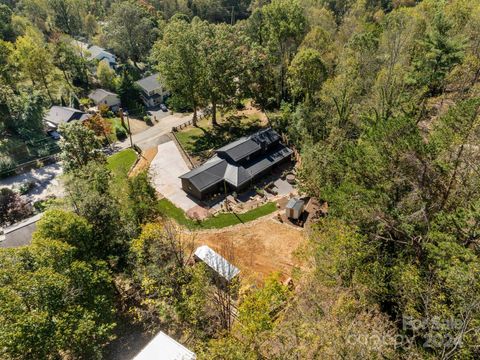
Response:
[149,141,198,212]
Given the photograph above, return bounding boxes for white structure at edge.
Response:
[133,331,196,360]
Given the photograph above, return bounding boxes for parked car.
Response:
[160,103,168,112]
[47,130,61,140]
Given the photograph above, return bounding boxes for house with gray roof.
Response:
[88,89,121,111]
[44,106,91,130]
[180,128,293,200]
[72,40,117,69]
[135,73,168,107]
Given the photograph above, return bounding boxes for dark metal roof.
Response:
[180,157,227,192]
[180,132,292,193]
[216,127,281,162]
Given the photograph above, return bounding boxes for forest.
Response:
[2,0,480,358]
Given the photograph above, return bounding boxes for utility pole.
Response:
[119,108,134,149]
[126,111,133,149]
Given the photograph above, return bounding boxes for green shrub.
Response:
[115,126,127,140]
[0,156,17,178]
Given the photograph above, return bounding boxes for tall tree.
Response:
[0,239,116,359]
[153,17,207,125]
[12,27,58,102]
[250,0,307,103]
[106,2,159,66]
[58,121,105,172]
[201,23,244,125]
[48,0,84,36]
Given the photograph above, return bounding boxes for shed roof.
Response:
[44,106,90,125]
[194,245,240,281]
[133,331,196,360]
[136,73,162,93]
[286,198,304,212]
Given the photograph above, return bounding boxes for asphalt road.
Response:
[1,112,195,203]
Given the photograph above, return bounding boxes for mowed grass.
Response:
[175,113,263,158]
[157,198,277,230]
[107,149,137,183]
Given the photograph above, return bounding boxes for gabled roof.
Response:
[87,45,116,62]
[136,73,162,93]
[88,89,119,104]
[44,106,90,125]
[133,331,196,360]
[180,143,293,191]
[216,127,281,162]
[180,156,227,192]
[194,245,240,281]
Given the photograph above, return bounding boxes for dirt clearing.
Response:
[129,147,158,177]
[188,217,305,283]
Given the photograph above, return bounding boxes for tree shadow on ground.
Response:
[188,115,263,160]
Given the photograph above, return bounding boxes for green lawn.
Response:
[157,198,277,230]
[107,148,137,177]
[175,113,263,159]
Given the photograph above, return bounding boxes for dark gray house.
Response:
[43,106,90,130]
[179,128,293,200]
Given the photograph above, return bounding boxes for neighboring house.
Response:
[194,245,240,283]
[44,106,90,131]
[135,73,167,107]
[0,213,43,248]
[88,89,121,111]
[72,40,117,69]
[87,45,117,69]
[180,128,293,200]
[133,331,196,360]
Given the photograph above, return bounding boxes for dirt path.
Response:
[129,147,158,177]
[188,217,305,283]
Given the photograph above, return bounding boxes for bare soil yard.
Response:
[189,217,305,283]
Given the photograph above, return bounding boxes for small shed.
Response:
[133,331,196,360]
[194,245,240,282]
[285,198,305,220]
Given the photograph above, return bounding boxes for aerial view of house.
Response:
[43,106,91,130]
[88,89,121,111]
[180,128,293,200]
[1,1,476,359]
[73,40,117,69]
[135,73,167,107]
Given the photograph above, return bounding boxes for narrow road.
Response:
[116,113,193,150]
[0,112,195,202]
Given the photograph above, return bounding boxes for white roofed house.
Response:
[88,89,121,111]
[133,331,196,360]
[135,73,168,107]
